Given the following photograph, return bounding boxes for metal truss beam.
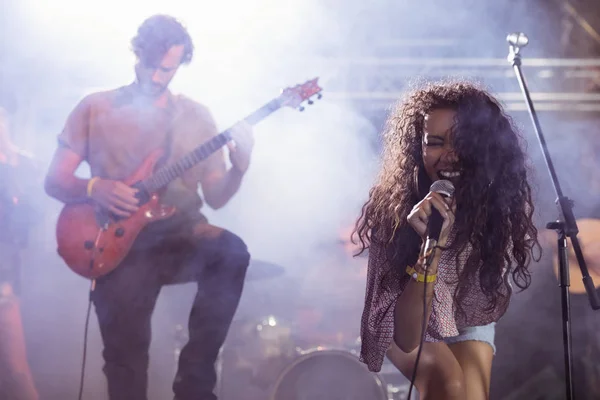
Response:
[310,57,600,112]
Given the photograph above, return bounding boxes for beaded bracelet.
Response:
[406,265,437,283]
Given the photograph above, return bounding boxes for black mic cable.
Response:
[406,245,435,400]
[406,179,454,399]
[78,279,95,400]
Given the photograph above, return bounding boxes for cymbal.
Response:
[246,259,285,281]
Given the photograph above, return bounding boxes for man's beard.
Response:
[134,69,168,97]
[139,81,166,97]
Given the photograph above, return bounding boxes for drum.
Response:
[219,315,299,400]
[269,348,387,400]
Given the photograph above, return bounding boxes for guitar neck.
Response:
[142,98,281,193]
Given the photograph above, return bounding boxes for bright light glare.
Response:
[19,0,314,58]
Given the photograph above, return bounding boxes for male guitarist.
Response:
[44,15,253,400]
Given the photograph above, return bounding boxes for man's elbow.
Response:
[44,175,61,200]
[204,195,226,210]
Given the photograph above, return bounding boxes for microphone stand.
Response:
[506,32,600,400]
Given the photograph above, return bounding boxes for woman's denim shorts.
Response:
[443,322,497,354]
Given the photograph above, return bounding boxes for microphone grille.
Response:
[430,179,455,198]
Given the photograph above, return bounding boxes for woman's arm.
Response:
[393,244,442,353]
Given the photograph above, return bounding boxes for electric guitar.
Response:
[56,79,323,279]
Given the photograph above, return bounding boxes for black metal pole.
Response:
[548,221,574,399]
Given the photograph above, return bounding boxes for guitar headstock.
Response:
[279,78,323,111]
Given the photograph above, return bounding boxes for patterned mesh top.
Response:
[359,230,511,372]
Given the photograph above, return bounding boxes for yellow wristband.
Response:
[406,265,437,283]
[87,177,100,197]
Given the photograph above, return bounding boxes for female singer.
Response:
[354,81,540,399]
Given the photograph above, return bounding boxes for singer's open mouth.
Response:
[439,170,461,179]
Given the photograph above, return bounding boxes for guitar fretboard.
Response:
[142,98,281,193]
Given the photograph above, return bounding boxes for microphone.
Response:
[506,32,529,48]
[506,32,529,61]
[423,180,455,264]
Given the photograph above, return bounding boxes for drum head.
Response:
[270,349,386,400]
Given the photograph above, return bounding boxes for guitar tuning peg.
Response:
[299,106,305,112]
[317,93,322,99]
[308,99,314,105]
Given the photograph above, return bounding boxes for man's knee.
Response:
[220,230,250,265]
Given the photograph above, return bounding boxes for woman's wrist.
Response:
[406,264,437,283]
[412,260,437,276]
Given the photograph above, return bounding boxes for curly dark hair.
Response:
[131,15,194,67]
[354,80,541,314]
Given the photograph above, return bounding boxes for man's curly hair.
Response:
[355,80,541,314]
[131,15,194,67]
